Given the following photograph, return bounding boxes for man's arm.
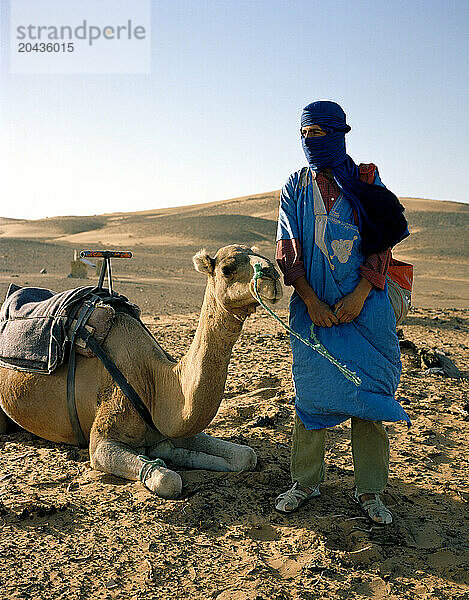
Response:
[275,239,306,285]
[276,238,339,328]
[360,248,392,290]
[293,275,339,328]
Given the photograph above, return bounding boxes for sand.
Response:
[0,192,468,599]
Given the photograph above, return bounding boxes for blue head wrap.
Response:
[300,100,408,254]
[301,101,350,170]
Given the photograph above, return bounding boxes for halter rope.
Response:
[251,263,361,387]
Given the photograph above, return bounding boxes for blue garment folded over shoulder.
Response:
[0,284,138,374]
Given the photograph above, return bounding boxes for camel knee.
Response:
[89,439,141,481]
[89,442,110,472]
[146,468,183,499]
[229,445,257,472]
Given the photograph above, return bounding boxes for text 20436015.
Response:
[18,42,75,53]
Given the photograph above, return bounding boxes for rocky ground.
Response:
[1,305,468,600]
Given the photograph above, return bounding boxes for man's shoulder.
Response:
[287,167,307,180]
[285,167,312,189]
[358,162,378,184]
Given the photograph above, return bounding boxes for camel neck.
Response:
[167,286,244,437]
[188,288,244,352]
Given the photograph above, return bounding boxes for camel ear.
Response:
[193,249,215,275]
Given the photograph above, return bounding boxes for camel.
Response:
[0,245,282,498]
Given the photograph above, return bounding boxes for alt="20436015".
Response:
[18,42,74,53]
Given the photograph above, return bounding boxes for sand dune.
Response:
[0,191,467,310]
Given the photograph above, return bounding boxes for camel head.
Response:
[193,245,283,317]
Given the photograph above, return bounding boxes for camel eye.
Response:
[221,264,236,277]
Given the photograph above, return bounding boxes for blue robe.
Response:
[277,168,410,429]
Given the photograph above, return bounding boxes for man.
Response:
[275,100,409,524]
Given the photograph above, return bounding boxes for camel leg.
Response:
[88,387,182,498]
[148,433,257,472]
[90,437,182,498]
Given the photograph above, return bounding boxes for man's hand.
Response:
[333,278,373,323]
[292,275,339,328]
[306,297,340,328]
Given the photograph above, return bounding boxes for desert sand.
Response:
[0,191,468,600]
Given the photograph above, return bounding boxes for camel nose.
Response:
[249,258,283,302]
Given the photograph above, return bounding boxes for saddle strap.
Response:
[66,298,100,448]
[78,326,157,432]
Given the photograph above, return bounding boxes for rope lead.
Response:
[252,263,361,387]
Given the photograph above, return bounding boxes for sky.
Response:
[1,0,468,219]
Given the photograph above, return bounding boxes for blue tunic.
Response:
[277,168,410,429]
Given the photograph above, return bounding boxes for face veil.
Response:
[301,100,350,171]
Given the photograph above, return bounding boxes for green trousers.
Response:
[291,414,390,495]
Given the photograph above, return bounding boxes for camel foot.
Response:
[90,438,183,499]
[148,433,257,472]
[142,464,183,499]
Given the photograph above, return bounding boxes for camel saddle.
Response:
[0,285,156,447]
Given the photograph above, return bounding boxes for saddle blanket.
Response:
[0,284,139,374]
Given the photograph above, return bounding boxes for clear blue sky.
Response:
[1,0,468,219]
